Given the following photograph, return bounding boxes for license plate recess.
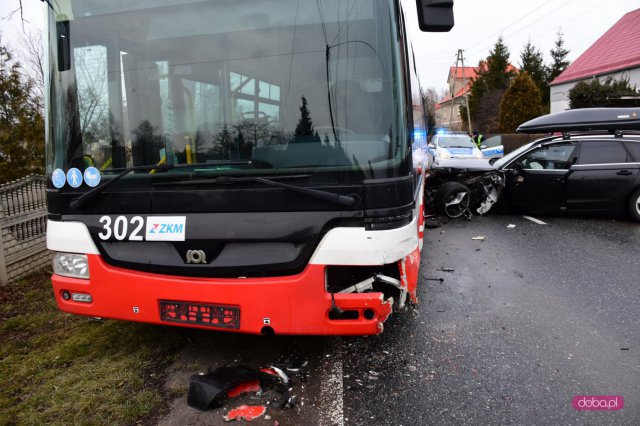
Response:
[160,300,240,329]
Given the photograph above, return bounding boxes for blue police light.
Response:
[414,127,427,140]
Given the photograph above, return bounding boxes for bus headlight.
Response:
[53,253,90,279]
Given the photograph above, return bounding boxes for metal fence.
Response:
[0,175,49,285]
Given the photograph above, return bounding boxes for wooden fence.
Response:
[0,175,49,285]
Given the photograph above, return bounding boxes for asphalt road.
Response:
[160,214,639,425]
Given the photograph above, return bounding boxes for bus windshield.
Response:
[47,0,405,182]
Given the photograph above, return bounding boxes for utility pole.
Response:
[449,49,473,132]
[448,59,457,129]
[459,49,473,133]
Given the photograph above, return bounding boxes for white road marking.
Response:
[523,215,547,225]
[319,341,344,426]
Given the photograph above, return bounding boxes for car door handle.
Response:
[617,170,633,176]
[549,177,563,183]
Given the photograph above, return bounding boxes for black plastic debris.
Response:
[187,366,289,412]
[282,354,310,383]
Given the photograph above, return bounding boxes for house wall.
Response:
[435,98,466,130]
[550,67,640,113]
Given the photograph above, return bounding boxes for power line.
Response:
[465,0,580,60]
[463,0,555,53]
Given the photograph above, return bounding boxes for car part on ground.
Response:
[223,405,267,422]
[187,366,291,412]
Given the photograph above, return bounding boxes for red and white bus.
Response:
[45,0,453,335]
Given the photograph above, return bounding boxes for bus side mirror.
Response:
[416,0,454,32]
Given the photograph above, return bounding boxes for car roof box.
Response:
[517,108,640,134]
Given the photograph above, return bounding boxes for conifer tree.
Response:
[482,37,514,90]
[466,37,515,133]
[0,43,45,183]
[499,72,543,133]
[548,31,571,84]
[520,40,549,107]
[294,96,314,137]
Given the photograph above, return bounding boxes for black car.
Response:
[426,108,640,222]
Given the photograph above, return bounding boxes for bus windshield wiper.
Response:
[156,175,359,207]
[70,160,252,210]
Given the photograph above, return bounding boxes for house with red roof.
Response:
[436,63,518,130]
[435,66,477,130]
[550,8,640,113]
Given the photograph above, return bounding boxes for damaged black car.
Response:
[426,108,640,222]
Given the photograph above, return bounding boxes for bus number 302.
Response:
[98,216,145,241]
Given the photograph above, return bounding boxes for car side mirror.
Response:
[416,0,455,32]
[480,145,487,150]
[428,143,435,149]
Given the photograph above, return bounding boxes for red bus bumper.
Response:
[51,255,394,335]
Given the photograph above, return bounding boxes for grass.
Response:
[0,270,186,426]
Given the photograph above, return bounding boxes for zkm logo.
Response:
[572,395,624,411]
[186,250,207,264]
[149,224,184,234]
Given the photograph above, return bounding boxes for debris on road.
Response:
[440,267,455,273]
[472,236,486,241]
[187,366,291,412]
[507,224,517,229]
[262,366,290,385]
[227,380,261,398]
[223,405,267,422]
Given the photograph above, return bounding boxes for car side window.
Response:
[625,142,640,162]
[578,141,629,165]
[515,144,575,170]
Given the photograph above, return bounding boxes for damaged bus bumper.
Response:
[51,258,396,335]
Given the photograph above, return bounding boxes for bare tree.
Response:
[19,30,44,108]
[74,46,110,138]
[1,0,25,25]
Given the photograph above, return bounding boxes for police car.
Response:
[480,135,504,158]
[427,132,484,165]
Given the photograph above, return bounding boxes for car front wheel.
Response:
[436,182,471,219]
[629,189,640,222]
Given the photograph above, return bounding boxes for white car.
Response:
[480,135,505,158]
[428,133,484,165]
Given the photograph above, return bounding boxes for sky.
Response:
[1,0,639,97]
[403,0,640,94]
